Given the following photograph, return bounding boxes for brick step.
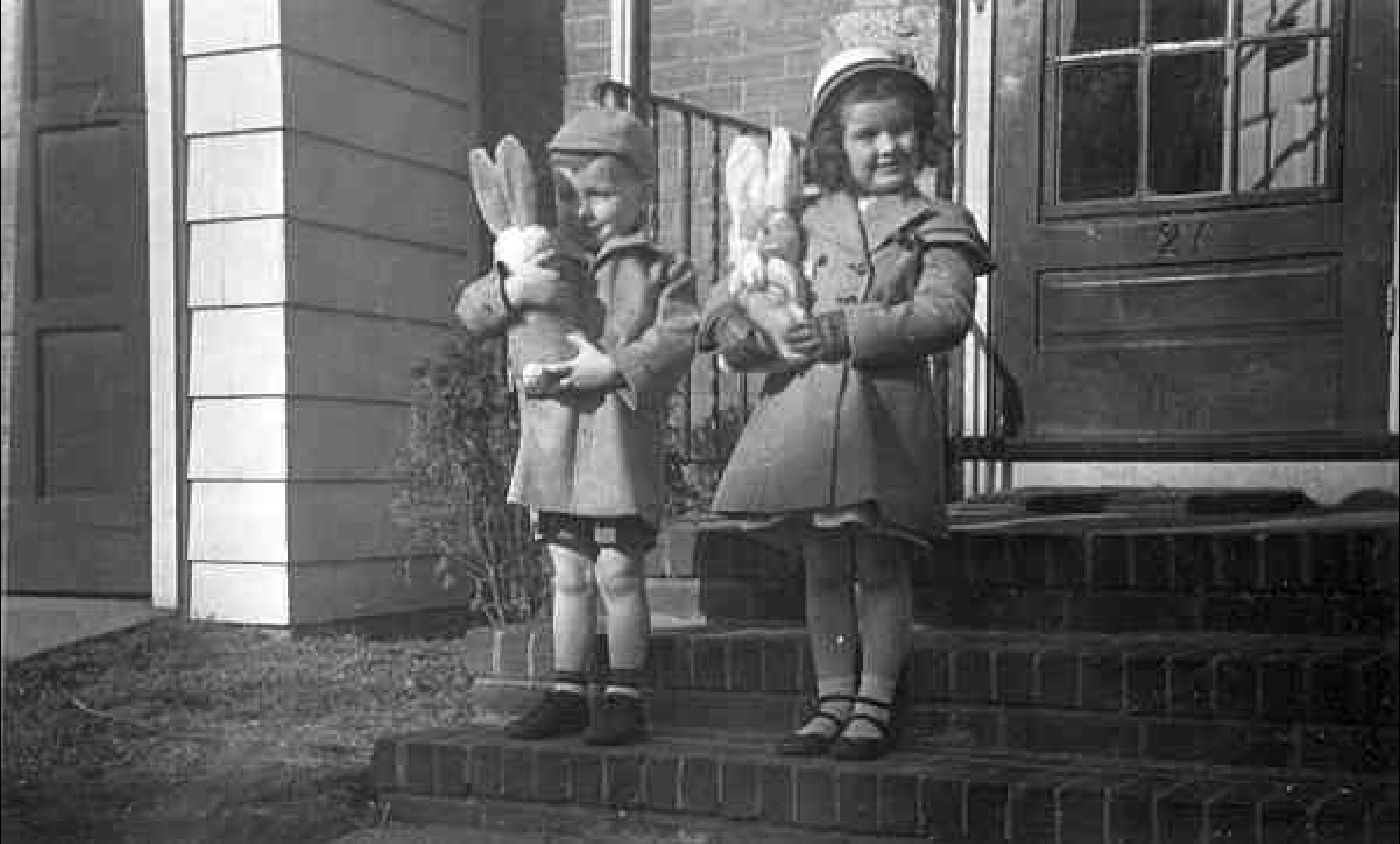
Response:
[678,511,1399,593]
[675,513,1399,632]
[688,576,1399,634]
[646,691,1396,774]
[472,625,1396,727]
[358,797,925,843]
[371,726,1399,842]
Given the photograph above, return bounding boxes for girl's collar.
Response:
[804,190,938,254]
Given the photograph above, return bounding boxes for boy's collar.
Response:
[590,230,656,264]
[805,190,937,254]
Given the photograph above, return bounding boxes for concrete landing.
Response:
[1,596,168,662]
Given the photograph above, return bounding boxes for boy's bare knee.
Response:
[595,549,643,601]
[550,549,596,597]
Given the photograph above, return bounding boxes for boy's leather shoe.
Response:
[582,693,647,746]
[504,690,589,740]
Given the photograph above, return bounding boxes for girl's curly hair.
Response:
[805,70,951,194]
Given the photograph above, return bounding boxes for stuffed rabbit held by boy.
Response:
[709,127,810,373]
[469,135,592,397]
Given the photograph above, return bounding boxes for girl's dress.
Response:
[710,190,993,545]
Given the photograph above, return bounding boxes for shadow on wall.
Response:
[480,2,570,227]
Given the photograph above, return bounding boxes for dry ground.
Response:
[1,616,477,843]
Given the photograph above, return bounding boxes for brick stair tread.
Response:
[373,725,1399,841]
[349,800,928,843]
[464,624,1396,773]
[959,485,1318,517]
[674,506,1398,537]
[485,624,1397,716]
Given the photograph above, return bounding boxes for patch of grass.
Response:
[2,616,479,843]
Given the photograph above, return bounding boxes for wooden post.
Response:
[609,0,650,112]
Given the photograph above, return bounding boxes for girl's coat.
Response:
[711,190,992,539]
[456,233,698,525]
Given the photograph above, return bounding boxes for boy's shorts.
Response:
[534,511,657,557]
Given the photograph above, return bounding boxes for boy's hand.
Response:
[536,333,621,393]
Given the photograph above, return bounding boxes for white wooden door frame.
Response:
[143,0,180,610]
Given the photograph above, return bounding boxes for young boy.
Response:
[454,107,699,745]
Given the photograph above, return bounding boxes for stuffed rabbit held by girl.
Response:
[469,135,589,396]
[716,127,809,372]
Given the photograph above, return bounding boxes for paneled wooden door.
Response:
[991,0,1396,457]
[6,0,150,594]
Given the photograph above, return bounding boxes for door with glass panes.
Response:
[991,0,1395,457]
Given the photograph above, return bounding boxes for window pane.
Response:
[1149,0,1226,43]
[1061,0,1139,53]
[1148,51,1226,194]
[1236,37,1329,190]
[1059,61,1139,201]
[1242,0,1330,37]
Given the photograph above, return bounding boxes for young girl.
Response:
[455,108,698,745]
[702,47,993,760]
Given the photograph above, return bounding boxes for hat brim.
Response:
[809,59,936,125]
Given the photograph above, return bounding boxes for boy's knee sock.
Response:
[596,547,649,675]
[551,669,589,697]
[549,542,597,677]
[603,667,645,699]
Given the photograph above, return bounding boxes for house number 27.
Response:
[1156,220,1208,257]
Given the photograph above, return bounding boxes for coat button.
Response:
[848,262,869,275]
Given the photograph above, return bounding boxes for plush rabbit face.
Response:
[722,127,809,371]
[469,135,557,273]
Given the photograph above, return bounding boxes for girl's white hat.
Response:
[809,46,931,122]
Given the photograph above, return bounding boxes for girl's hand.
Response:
[536,333,621,393]
[784,311,850,363]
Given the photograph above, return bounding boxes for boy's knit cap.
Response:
[548,107,656,179]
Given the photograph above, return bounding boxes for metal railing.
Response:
[593,81,1011,501]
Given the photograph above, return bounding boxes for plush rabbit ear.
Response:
[764,127,800,212]
[469,147,511,235]
[495,135,538,227]
[725,134,768,244]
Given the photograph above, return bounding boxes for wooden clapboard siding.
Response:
[187,218,287,307]
[280,0,480,107]
[180,0,484,623]
[187,308,286,396]
[187,398,288,480]
[282,51,472,175]
[286,401,410,482]
[288,483,401,562]
[284,135,475,250]
[182,1,290,624]
[276,0,481,623]
[185,133,285,219]
[287,310,454,402]
[287,220,469,322]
